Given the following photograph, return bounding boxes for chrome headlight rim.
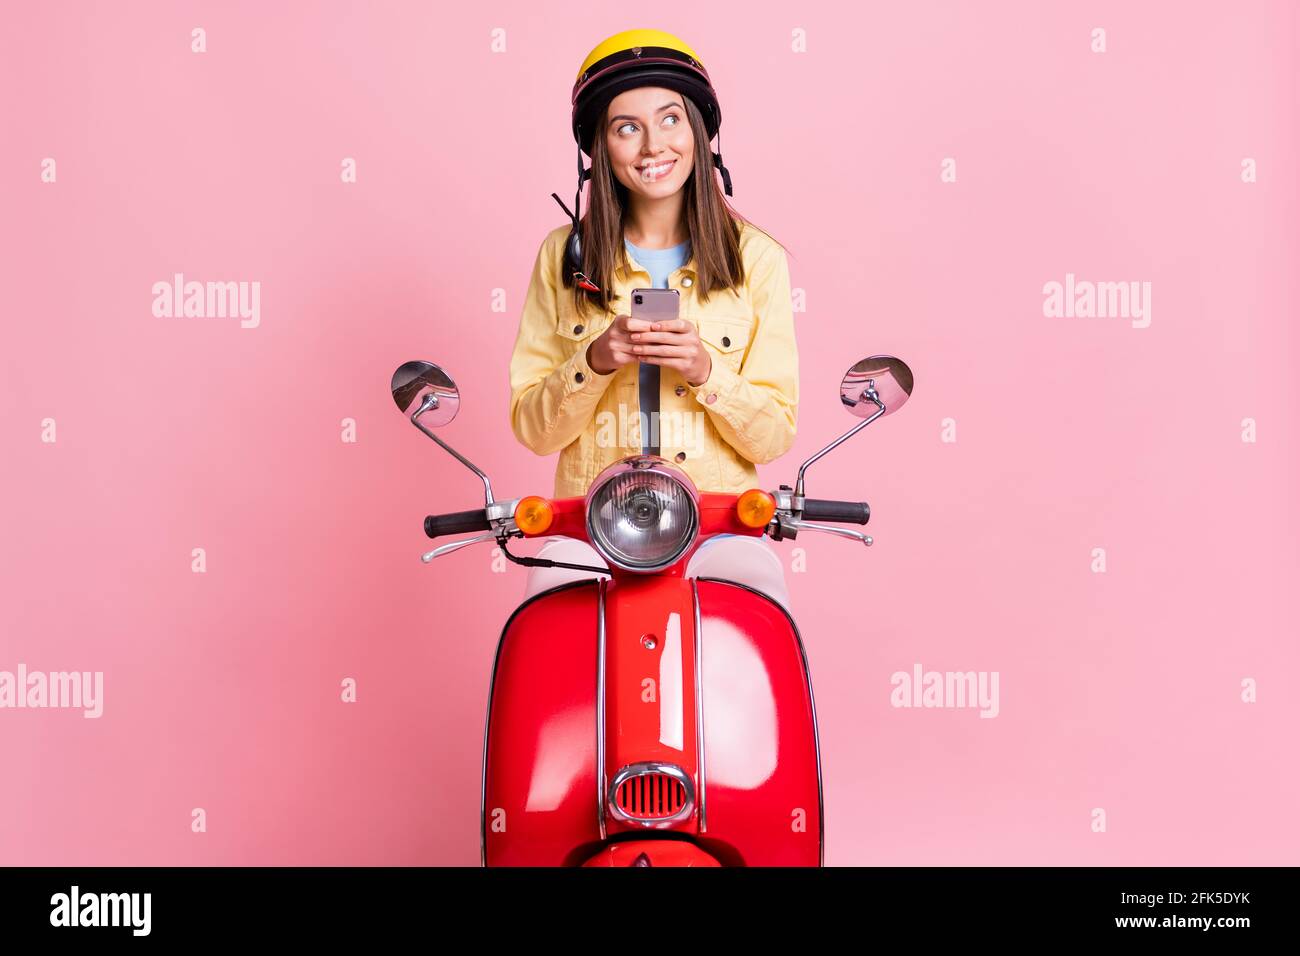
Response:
[584,456,700,573]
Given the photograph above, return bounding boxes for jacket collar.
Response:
[617,249,698,282]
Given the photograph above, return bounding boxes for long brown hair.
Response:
[563,95,785,318]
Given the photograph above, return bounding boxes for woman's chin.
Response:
[627,174,687,196]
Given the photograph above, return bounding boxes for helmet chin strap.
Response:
[713,125,733,197]
[550,146,600,292]
[549,144,592,226]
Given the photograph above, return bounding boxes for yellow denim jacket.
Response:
[508,220,799,498]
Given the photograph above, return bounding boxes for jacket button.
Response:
[705,393,717,405]
[675,451,687,463]
[674,384,687,396]
[681,277,693,287]
[721,336,730,347]
[573,324,584,334]
[575,372,585,383]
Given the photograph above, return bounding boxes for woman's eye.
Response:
[617,114,680,136]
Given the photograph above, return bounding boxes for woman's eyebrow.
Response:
[608,101,684,125]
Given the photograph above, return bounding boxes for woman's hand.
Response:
[627,318,712,386]
[585,313,641,376]
[587,315,712,386]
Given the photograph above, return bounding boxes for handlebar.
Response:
[801,498,870,525]
[424,508,492,539]
[422,494,869,541]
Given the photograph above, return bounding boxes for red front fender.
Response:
[581,840,722,867]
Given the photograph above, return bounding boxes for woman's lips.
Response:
[637,159,676,182]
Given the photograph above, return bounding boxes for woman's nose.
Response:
[643,127,669,152]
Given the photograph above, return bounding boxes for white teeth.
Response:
[639,160,674,180]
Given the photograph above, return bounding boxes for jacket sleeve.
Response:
[508,232,617,456]
[685,241,799,464]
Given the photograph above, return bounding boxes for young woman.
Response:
[508,28,799,609]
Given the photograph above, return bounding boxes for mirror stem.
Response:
[412,398,494,504]
[794,384,885,500]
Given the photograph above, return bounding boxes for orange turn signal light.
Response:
[736,489,776,529]
[514,495,554,535]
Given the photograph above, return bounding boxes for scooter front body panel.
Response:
[481,572,822,866]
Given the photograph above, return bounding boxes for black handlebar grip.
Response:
[801,498,871,525]
[424,508,492,539]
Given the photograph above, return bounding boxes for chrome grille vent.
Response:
[609,763,695,826]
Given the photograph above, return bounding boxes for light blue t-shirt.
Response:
[625,237,690,457]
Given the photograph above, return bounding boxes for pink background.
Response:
[2,1,1297,865]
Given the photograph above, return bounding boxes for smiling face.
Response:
[604,86,696,197]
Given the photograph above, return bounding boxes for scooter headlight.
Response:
[585,458,700,573]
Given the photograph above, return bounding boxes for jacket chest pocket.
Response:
[696,316,752,373]
[554,296,611,352]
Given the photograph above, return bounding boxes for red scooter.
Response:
[390,355,914,866]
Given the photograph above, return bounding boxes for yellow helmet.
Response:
[552,29,734,292]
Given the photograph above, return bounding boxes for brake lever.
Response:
[421,530,500,563]
[796,519,872,546]
[769,513,873,547]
